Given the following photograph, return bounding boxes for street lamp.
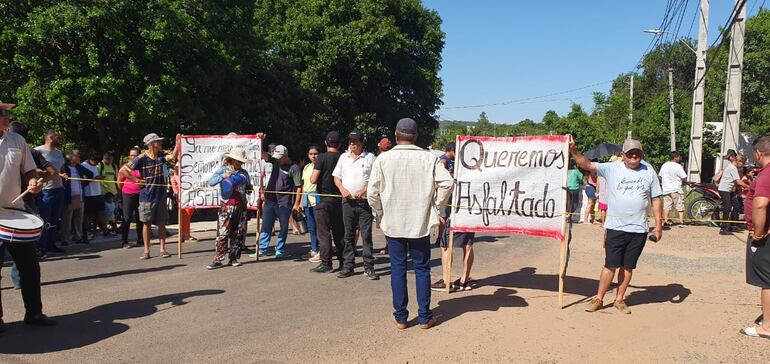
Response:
[643,29,697,53]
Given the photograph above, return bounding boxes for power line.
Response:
[442,80,612,110]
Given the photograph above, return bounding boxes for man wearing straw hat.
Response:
[122,132,179,260]
[0,101,57,331]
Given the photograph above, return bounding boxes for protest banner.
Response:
[178,134,263,210]
[177,134,264,259]
[446,135,570,305]
[451,135,569,238]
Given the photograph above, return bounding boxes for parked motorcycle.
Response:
[685,182,721,225]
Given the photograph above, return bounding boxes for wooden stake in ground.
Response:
[177,134,183,259]
[254,209,261,262]
[443,226,454,294]
[558,139,570,308]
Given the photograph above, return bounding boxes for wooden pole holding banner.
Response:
[444,229,454,294]
[177,134,183,259]
[558,137,570,308]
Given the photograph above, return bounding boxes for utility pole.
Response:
[668,68,676,151]
[686,0,709,183]
[628,75,634,140]
[720,0,747,157]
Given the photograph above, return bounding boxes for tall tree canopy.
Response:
[0,0,445,157]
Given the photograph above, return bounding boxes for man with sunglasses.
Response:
[569,137,663,315]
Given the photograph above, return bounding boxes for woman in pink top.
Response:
[118,147,144,248]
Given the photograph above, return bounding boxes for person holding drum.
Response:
[0,101,56,330]
[206,147,253,269]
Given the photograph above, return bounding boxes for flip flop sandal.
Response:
[740,325,770,339]
[160,252,172,258]
[140,253,151,260]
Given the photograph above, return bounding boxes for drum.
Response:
[0,208,44,243]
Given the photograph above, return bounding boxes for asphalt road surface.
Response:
[0,221,769,363]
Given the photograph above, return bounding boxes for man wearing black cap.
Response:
[332,130,378,280]
[368,118,454,329]
[310,131,345,273]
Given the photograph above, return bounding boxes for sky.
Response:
[423,0,766,124]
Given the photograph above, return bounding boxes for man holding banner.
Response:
[569,137,663,314]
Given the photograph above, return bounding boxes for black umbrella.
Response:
[584,143,622,160]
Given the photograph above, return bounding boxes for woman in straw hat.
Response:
[206,146,253,269]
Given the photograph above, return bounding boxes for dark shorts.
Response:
[440,219,474,248]
[139,202,168,225]
[84,195,105,214]
[746,235,770,289]
[585,185,597,200]
[604,229,647,269]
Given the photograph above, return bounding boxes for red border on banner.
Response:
[452,225,563,240]
[179,134,262,211]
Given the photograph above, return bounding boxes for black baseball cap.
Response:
[396,118,418,134]
[326,131,341,144]
[348,130,363,141]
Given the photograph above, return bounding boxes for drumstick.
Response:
[11,178,44,205]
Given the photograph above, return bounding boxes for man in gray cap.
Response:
[122,132,179,260]
[368,118,453,329]
[570,137,663,315]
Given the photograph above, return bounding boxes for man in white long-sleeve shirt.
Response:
[367,118,453,330]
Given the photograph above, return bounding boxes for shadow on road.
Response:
[478,267,692,309]
[1,264,187,291]
[435,288,528,322]
[0,289,224,354]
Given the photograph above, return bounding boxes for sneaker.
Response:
[309,253,322,263]
[311,263,333,273]
[229,260,242,267]
[719,229,732,236]
[585,297,603,312]
[122,241,132,249]
[274,251,286,259]
[364,268,380,280]
[24,314,57,326]
[337,269,354,278]
[613,300,632,314]
[206,261,224,270]
[431,279,454,292]
[420,318,437,330]
[453,278,472,291]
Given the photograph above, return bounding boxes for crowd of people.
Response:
[1,99,770,337]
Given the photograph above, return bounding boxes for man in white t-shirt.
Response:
[0,101,56,330]
[659,151,688,227]
[333,130,378,280]
[570,137,663,315]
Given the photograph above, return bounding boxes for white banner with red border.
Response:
[451,135,569,240]
[178,135,263,210]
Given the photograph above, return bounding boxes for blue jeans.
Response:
[258,201,291,254]
[304,205,318,252]
[387,235,432,324]
[38,188,64,252]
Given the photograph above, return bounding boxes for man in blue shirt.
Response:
[570,137,663,314]
[122,133,178,260]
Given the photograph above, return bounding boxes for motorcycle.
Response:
[684,182,721,225]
